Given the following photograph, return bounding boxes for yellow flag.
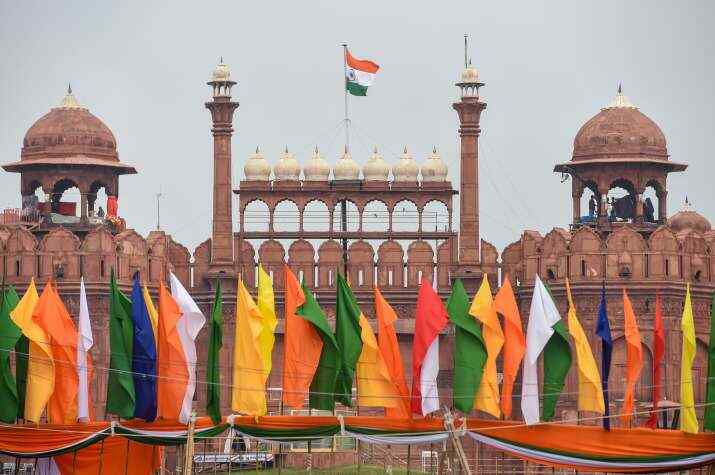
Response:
[257,265,277,377]
[469,274,504,418]
[9,279,53,423]
[356,314,398,408]
[142,285,159,348]
[680,283,698,433]
[565,279,604,414]
[232,279,267,416]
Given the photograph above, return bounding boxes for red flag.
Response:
[645,292,665,428]
[410,280,449,416]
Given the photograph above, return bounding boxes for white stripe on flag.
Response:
[420,337,440,415]
[346,68,375,87]
[77,277,93,420]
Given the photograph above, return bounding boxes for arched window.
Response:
[581,260,586,277]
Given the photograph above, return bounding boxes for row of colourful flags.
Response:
[0,267,714,434]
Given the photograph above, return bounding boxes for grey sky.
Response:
[1,1,713,254]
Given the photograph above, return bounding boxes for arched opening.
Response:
[362,200,389,232]
[273,200,300,232]
[332,200,359,232]
[579,182,599,223]
[643,181,661,223]
[606,179,636,223]
[50,178,81,222]
[243,200,270,232]
[422,200,449,232]
[303,200,330,232]
[21,181,45,222]
[392,200,419,232]
[88,181,109,222]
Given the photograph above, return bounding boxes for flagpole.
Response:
[342,43,349,150]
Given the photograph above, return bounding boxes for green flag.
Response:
[300,284,340,411]
[0,285,21,423]
[107,271,135,418]
[447,279,488,413]
[334,275,364,407]
[15,335,28,418]
[541,284,572,421]
[207,281,223,424]
[704,293,715,431]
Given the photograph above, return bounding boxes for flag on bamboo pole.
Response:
[142,285,159,348]
[704,291,715,431]
[470,274,504,418]
[131,274,157,421]
[345,48,379,96]
[334,274,363,407]
[411,279,449,416]
[0,284,21,423]
[565,279,603,414]
[107,271,135,419]
[646,291,665,429]
[621,288,643,428]
[33,281,79,424]
[232,279,267,416]
[375,287,410,418]
[9,279,46,423]
[680,284,698,433]
[304,283,340,411]
[596,283,613,429]
[521,275,560,425]
[257,265,277,378]
[157,281,188,421]
[169,272,206,423]
[206,281,223,425]
[493,275,525,419]
[541,282,572,422]
[77,278,94,422]
[448,278,487,414]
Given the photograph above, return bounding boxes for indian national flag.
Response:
[345,48,379,96]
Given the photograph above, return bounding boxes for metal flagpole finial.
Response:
[464,34,468,68]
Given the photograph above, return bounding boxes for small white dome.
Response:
[244,146,271,181]
[274,147,301,181]
[333,147,360,180]
[421,147,448,182]
[392,146,419,182]
[459,65,479,84]
[212,58,231,82]
[362,147,389,181]
[304,146,331,181]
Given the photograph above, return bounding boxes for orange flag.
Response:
[281,265,322,409]
[157,281,188,420]
[374,287,410,418]
[493,275,525,419]
[32,282,79,424]
[621,289,643,427]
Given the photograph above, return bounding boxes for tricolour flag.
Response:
[334,274,363,406]
[621,288,643,428]
[493,275,525,419]
[170,272,206,423]
[448,279,487,414]
[646,291,664,429]
[680,283,698,433]
[521,275,559,425]
[0,285,21,423]
[345,48,379,97]
[375,287,410,418]
[411,279,449,416]
[131,274,157,421]
[77,278,94,422]
[107,271,135,419]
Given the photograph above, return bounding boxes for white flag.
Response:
[520,275,561,425]
[170,272,206,423]
[77,277,94,421]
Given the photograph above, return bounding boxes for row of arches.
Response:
[20,174,118,220]
[573,175,667,224]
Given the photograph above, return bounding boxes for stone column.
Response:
[572,194,581,224]
[658,190,667,223]
[80,192,89,223]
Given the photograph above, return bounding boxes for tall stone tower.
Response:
[452,40,487,290]
[205,59,238,285]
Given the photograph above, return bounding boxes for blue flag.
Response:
[596,283,612,430]
[131,274,157,421]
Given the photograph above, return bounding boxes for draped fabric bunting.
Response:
[596,283,613,429]
[130,274,157,422]
[142,285,159,347]
[206,280,223,424]
[621,288,643,428]
[447,279,487,414]
[646,291,665,429]
[705,291,715,431]
[374,287,411,418]
[76,278,94,422]
[469,274,504,418]
[0,285,21,423]
[565,279,604,414]
[256,265,277,378]
[680,283,698,433]
[493,275,525,419]
[334,274,363,406]
[107,272,135,419]
[540,282,572,422]
[156,281,187,421]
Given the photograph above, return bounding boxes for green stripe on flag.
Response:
[346,81,368,96]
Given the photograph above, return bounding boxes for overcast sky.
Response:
[1,1,713,254]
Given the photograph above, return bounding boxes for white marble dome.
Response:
[274,147,301,181]
[244,146,271,181]
[212,58,231,82]
[333,147,360,180]
[304,146,331,181]
[421,147,448,182]
[392,146,419,182]
[362,147,389,181]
